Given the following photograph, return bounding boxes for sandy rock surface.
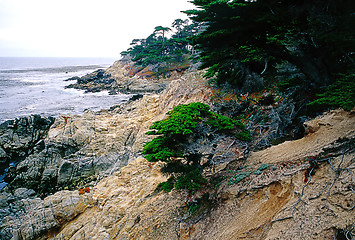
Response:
[1,61,354,239]
[7,109,353,240]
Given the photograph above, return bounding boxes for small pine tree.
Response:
[143,102,251,191]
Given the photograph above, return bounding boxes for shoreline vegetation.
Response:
[0,1,354,239]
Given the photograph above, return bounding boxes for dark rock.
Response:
[129,94,144,102]
[0,115,55,177]
[65,69,117,93]
[64,76,81,81]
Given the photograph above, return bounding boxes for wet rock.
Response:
[0,115,54,163]
[65,69,116,93]
[0,71,212,239]
[0,188,42,240]
[0,115,55,192]
[64,76,80,81]
[65,60,172,94]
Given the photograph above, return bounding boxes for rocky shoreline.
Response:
[0,59,184,195]
[0,115,55,190]
[0,64,211,239]
[64,60,177,95]
[0,61,353,239]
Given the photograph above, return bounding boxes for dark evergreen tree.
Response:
[185,0,355,90]
[121,19,201,69]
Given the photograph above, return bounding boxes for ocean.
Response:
[0,57,131,123]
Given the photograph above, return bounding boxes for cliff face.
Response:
[1,62,354,240]
[10,109,353,240]
[65,60,181,94]
[0,67,211,239]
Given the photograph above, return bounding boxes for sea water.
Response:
[0,57,131,123]
[0,57,132,190]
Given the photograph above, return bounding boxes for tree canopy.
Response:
[121,19,200,68]
[142,102,250,191]
[185,0,355,90]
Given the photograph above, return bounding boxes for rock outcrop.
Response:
[1,189,95,240]
[65,60,177,94]
[0,115,54,165]
[1,62,354,239]
[0,115,54,190]
[65,69,116,93]
[0,70,211,239]
[6,109,352,240]
[3,71,210,194]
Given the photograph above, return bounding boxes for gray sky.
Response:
[0,0,194,57]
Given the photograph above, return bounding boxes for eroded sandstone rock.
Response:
[2,63,353,240]
[5,109,353,240]
[0,70,211,239]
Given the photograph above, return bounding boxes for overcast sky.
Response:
[0,0,194,58]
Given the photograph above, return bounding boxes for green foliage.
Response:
[121,18,200,73]
[235,129,252,142]
[254,163,270,175]
[158,165,207,192]
[174,167,207,191]
[308,72,355,111]
[144,102,250,192]
[186,0,355,90]
[142,136,179,162]
[187,202,200,214]
[143,102,249,163]
[206,113,244,131]
[158,176,175,192]
[228,171,250,185]
[149,102,210,136]
[277,76,304,92]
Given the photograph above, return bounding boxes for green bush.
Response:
[143,102,250,163]
[235,129,252,142]
[277,76,304,91]
[157,165,207,192]
[308,73,355,111]
[174,167,207,191]
[206,113,245,131]
[144,102,251,192]
[228,171,251,185]
[158,176,175,192]
[143,136,179,162]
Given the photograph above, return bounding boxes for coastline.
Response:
[0,57,124,123]
[0,59,186,194]
[0,60,353,240]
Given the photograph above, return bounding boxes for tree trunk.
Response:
[273,47,332,89]
[293,55,332,88]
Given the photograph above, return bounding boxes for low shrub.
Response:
[308,72,355,111]
[158,176,175,192]
[144,102,251,191]
[143,102,250,163]
[228,171,251,185]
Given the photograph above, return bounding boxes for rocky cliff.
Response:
[0,66,211,239]
[0,62,354,239]
[65,60,180,94]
